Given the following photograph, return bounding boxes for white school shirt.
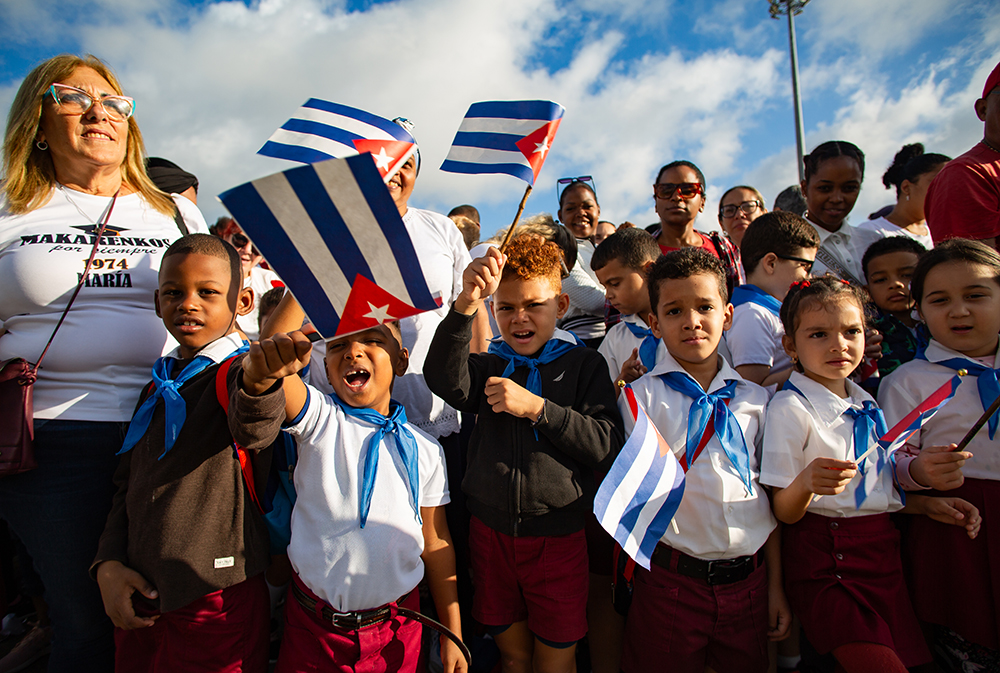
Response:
[0,188,207,421]
[284,386,450,612]
[623,352,775,559]
[879,340,1000,485]
[726,299,791,372]
[396,207,471,438]
[760,371,904,517]
[809,220,880,284]
[597,314,666,382]
[857,217,934,250]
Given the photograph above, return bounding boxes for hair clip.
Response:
[791,279,811,290]
[839,279,851,286]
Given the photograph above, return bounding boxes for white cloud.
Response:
[0,0,991,241]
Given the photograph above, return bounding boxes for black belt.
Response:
[291,581,472,666]
[650,545,762,585]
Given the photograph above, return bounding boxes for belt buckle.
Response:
[331,611,363,630]
[705,558,743,585]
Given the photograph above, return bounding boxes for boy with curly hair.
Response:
[425,234,624,673]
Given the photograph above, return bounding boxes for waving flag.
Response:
[853,374,963,507]
[258,99,416,182]
[594,386,685,570]
[218,154,440,339]
[440,100,564,185]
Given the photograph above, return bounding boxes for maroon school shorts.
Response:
[783,512,930,667]
[469,516,588,644]
[114,573,269,673]
[904,477,1000,650]
[275,574,423,673]
[621,547,770,673]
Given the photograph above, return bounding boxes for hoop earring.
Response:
[35,140,48,151]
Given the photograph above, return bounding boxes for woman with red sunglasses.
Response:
[651,161,745,295]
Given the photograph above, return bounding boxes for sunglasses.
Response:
[557,175,596,202]
[719,200,762,218]
[45,83,135,122]
[229,232,260,257]
[776,253,814,274]
[653,182,703,200]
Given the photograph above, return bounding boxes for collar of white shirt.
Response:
[808,220,848,245]
[784,370,874,427]
[923,338,1000,368]
[645,348,744,394]
[163,331,245,363]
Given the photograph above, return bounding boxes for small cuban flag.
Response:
[854,373,963,508]
[440,100,564,185]
[594,385,685,570]
[218,153,441,340]
[257,99,416,183]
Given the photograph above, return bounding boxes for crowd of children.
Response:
[49,134,995,673]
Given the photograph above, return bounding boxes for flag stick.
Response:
[955,387,1000,452]
[498,184,533,254]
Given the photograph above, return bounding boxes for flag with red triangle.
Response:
[258,99,416,183]
[218,154,441,340]
[440,100,565,185]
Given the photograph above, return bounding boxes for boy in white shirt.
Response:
[592,227,665,389]
[620,248,789,673]
[727,211,818,387]
[241,294,466,673]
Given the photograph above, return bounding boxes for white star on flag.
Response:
[364,302,393,324]
[371,147,394,172]
[533,140,550,156]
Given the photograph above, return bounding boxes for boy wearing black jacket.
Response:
[425,234,623,673]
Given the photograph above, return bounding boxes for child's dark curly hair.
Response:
[780,276,869,337]
[501,233,564,290]
[647,247,729,311]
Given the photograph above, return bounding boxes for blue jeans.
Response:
[0,419,125,673]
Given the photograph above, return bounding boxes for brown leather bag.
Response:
[0,359,38,474]
[0,190,120,476]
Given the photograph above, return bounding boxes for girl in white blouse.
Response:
[760,277,978,673]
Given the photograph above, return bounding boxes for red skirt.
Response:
[782,512,930,667]
[903,477,1000,649]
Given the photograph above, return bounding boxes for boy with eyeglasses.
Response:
[725,212,819,387]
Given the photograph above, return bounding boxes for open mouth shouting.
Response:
[343,367,372,392]
[510,329,535,346]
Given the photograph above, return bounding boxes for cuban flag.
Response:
[854,374,963,507]
[440,100,564,185]
[218,154,440,340]
[258,99,416,182]
[594,386,685,570]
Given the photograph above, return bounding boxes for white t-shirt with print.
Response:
[0,188,207,421]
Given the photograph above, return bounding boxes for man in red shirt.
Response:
[926,61,1000,250]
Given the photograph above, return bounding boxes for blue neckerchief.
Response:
[783,379,904,504]
[329,392,420,529]
[917,353,1000,440]
[489,334,582,439]
[622,320,659,370]
[120,342,250,459]
[842,401,888,471]
[658,371,754,493]
[730,284,781,317]
[488,335,583,395]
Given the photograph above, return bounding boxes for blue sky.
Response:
[1,0,997,238]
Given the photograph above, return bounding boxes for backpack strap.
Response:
[216,356,262,513]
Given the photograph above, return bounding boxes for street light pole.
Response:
[769,0,810,182]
